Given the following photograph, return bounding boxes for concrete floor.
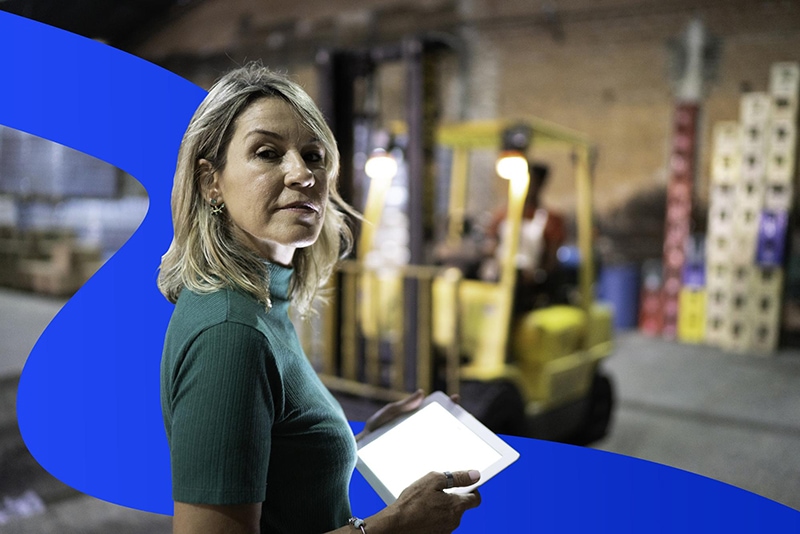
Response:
[1,287,799,532]
[595,331,800,512]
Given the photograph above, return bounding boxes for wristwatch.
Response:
[348,516,367,533]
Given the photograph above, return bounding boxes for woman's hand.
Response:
[355,390,460,442]
[355,389,423,442]
[373,470,482,533]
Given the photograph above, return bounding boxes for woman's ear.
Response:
[197,158,219,201]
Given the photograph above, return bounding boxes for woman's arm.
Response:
[173,501,379,534]
[174,502,261,534]
[167,322,277,534]
[173,471,480,534]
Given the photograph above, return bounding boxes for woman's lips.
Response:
[280,201,319,213]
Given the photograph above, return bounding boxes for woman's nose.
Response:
[284,151,315,188]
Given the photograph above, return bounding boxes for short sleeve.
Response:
[168,321,276,504]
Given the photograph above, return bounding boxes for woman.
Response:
[158,63,481,534]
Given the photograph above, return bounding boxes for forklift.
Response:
[430,118,614,444]
[298,41,614,445]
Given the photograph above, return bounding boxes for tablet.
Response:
[356,391,520,504]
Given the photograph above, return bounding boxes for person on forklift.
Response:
[481,161,567,314]
[158,63,482,534]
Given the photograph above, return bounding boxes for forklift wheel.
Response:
[458,379,526,437]
[567,371,614,446]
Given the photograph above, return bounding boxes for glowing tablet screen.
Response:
[357,395,518,503]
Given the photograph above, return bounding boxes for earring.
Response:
[210,198,225,215]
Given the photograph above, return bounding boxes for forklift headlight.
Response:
[495,151,528,181]
[364,148,398,181]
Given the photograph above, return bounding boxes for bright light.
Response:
[365,149,399,181]
[495,152,528,181]
[510,173,529,197]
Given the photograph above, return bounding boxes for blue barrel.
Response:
[598,264,641,330]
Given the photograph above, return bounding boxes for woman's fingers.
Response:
[396,389,425,409]
[364,389,424,433]
[363,389,465,439]
[458,489,481,509]
[434,470,480,491]
[393,471,483,533]
[381,389,423,417]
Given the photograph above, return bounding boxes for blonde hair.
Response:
[157,63,354,313]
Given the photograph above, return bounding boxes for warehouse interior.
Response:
[1,0,800,531]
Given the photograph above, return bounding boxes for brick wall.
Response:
[133,0,800,260]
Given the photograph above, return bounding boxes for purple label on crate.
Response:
[682,262,706,288]
[756,210,788,266]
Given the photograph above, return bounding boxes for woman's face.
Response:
[204,96,329,265]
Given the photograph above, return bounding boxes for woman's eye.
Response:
[256,149,279,159]
[304,151,324,163]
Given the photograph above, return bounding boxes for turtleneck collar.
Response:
[265,262,293,302]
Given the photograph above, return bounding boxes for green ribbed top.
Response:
[161,264,356,533]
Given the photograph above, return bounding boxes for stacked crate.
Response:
[661,103,699,339]
[731,92,770,352]
[751,62,800,352]
[705,121,740,347]
[677,234,706,343]
[705,63,799,353]
[638,259,664,336]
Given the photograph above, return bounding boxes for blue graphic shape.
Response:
[347,422,800,533]
[3,10,205,514]
[4,10,800,532]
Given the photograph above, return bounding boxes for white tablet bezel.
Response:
[355,390,520,504]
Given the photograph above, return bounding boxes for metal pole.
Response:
[575,145,595,316]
